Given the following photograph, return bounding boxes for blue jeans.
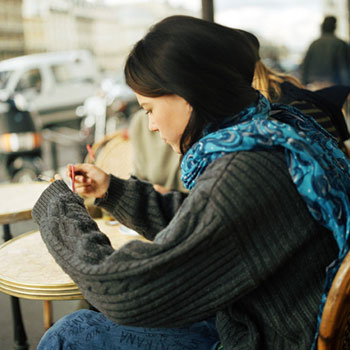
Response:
[38,310,221,350]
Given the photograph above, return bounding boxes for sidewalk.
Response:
[0,293,80,349]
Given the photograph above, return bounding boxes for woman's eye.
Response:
[145,110,151,115]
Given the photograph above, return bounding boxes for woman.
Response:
[33,16,350,349]
[252,44,350,155]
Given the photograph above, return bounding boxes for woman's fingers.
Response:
[75,184,93,195]
[64,163,108,198]
[66,163,87,178]
[66,164,75,179]
[66,164,93,184]
[74,175,91,184]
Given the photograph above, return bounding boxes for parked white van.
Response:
[0,50,100,127]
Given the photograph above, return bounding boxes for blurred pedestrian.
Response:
[129,109,187,194]
[301,16,350,88]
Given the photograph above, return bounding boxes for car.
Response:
[0,50,101,128]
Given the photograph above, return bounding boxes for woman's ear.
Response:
[186,101,193,115]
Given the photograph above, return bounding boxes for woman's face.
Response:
[135,92,193,153]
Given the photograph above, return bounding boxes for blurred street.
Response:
[0,125,85,184]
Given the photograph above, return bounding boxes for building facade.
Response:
[0,0,25,60]
[21,0,196,73]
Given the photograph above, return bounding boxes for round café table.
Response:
[0,217,147,344]
[0,182,49,226]
[0,219,146,300]
[0,181,49,350]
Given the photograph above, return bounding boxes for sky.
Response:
[215,1,323,52]
[105,0,324,56]
[171,0,323,55]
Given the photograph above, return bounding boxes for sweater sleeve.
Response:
[94,175,188,240]
[32,160,259,327]
[31,150,320,329]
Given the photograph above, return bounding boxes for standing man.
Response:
[302,16,350,88]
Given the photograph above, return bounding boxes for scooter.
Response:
[0,95,42,182]
[77,74,139,144]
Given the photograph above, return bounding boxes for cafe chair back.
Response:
[318,250,350,350]
[87,128,132,179]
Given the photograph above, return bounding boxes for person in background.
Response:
[245,28,350,155]
[32,16,350,350]
[129,109,187,194]
[301,15,350,88]
[253,59,350,155]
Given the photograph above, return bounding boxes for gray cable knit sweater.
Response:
[32,149,338,350]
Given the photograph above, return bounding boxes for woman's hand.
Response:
[153,184,171,194]
[66,164,110,198]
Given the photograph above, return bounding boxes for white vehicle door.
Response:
[15,63,98,126]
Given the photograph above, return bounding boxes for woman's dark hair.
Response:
[124,15,259,154]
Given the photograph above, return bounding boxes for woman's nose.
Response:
[148,118,158,132]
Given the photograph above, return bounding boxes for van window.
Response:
[51,62,94,84]
[15,69,42,93]
[51,64,73,84]
[0,70,12,89]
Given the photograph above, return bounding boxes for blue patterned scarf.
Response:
[181,94,350,347]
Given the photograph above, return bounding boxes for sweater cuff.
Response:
[94,174,129,212]
[32,180,84,224]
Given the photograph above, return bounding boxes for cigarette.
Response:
[37,174,54,183]
[71,165,75,193]
[86,144,95,162]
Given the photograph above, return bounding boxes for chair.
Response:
[317,251,350,350]
[88,128,132,180]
